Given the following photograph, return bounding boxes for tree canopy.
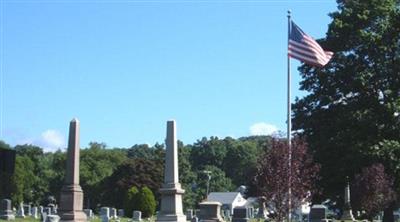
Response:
[292,0,400,217]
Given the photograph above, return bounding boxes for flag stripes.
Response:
[288,21,333,67]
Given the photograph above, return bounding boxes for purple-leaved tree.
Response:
[254,138,320,222]
[352,163,396,221]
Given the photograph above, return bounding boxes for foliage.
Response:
[292,0,400,213]
[137,187,157,218]
[190,137,227,170]
[3,135,269,210]
[124,186,139,218]
[223,139,260,187]
[100,158,163,208]
[351,163,396,220]
[80,142,127,208]
[254,138,319,222]
[178,142,197,210]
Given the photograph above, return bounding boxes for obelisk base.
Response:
[340,208,355,221]
[59,185,87,222]
[156,184,186,222]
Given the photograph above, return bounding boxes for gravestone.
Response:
[47,204,56,214]
[101,207,110,222]
[32,207,39,219]
[45,215,60,222]
[186,209,194,220]
[24,204,31,217]
[58,119,87,222]
[222,209,231,221]
[198,201,224,222]
[83,209,92,219]
[41,212,48,222]
[309,205,327,222]
[232,207,250,222]
[16,203,25,218]
[191,216,199,222]
[256,197,267,219]
[133,210,142,221]
[110,208,117,219]
[44,207,51,215]
[117,209,124,218]
[0,199,15,220]
[156,120,186,222]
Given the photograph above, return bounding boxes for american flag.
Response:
[288,21,333,67]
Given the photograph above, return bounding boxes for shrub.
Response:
[137,186,156,218]
[124,186,139,218]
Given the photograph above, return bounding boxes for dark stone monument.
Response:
[58,118,87,222]
[231,207,250,222]
[0,149,16,199]
[308,205,327,222]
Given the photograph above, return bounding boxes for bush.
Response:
[124,186,139,218]
[137,186,156,218]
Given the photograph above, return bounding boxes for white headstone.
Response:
[133,210,142,221]
[17,203,25,218]
[83,209,93,218]
[118,209,124,217]
[101,207,110,222]
[45,214,60,222]
[110,208,117,219]
[32,207,39,219]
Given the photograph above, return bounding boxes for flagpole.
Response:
[287,10,292,222]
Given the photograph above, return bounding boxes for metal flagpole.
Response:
[287,10,292,222]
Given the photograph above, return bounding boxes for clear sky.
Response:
[1,0,337,151]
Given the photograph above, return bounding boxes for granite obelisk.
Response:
[156,120,186,222]
[59,118,87,222]
[340,180,355,221]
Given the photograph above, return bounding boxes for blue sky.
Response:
[1,0,336,151]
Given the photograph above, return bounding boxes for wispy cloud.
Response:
[16,129,66,152]
[250,122,278,136]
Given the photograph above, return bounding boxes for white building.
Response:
[207,192,247,214]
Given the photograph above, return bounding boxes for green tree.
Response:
[11,156,36,204]
[100,158,163,208]
[124,186,139,218]
[137,187,156,218]
[194,165,235,204]
[292,0,400,216]
[80,142,127,208]
[190,137,227,170]
[223,140,260,187]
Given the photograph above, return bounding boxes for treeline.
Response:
[0,136,271,211]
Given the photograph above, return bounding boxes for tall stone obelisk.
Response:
[59,118,87,222]
[340,180,355,221]
[156,120,186,222]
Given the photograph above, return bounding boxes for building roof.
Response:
[207,192,242,205]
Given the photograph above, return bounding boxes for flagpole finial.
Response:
[287,10,291,18]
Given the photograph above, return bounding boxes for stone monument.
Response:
[58,118,87,222]
[16,203,25,218]
[156,120,186,222]
[198,201,224,222]
[340,180,355,221]
[0,199,15,220]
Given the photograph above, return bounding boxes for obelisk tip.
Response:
[71,118,79,123]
